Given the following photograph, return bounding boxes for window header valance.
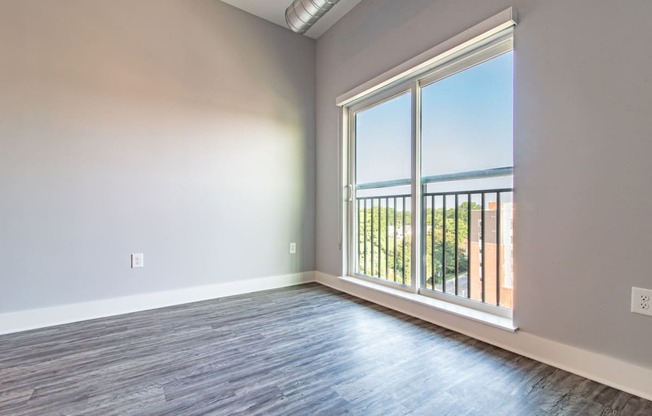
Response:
[335,7,517,107]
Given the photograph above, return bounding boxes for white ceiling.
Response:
[220,0,361,39]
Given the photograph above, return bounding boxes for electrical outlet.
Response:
[131,253,144,268]
[289,243,297,254]
[631,287,652,316]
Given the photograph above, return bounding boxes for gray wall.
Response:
[0,0,315,313]
[316,0,652,368]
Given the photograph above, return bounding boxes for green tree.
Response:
[356,199,480,289]
[357,202,412,285]
[423,202,477,288]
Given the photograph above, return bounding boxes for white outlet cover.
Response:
[289,243,297,254]
[631,287,652,316]
[131,253,144,268]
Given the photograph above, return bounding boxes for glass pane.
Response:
[356,92,411,185]
[421,51,514,309]
[355,92,412,285]
[422,51,513,184]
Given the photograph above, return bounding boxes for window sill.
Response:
[337,275,518,332]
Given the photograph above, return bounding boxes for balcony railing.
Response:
[357,194,412,285]
[355,167,514,309]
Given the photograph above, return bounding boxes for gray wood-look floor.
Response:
[1,283,650,416]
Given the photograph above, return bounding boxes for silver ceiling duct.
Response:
[285,0,340,35]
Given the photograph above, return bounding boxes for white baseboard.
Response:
[316,272,652,401]
[0,271,315,336]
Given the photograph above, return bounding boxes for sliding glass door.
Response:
[350,89,413,287]
[347,30,514,313]
[420,50,514,308]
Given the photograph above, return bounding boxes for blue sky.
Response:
[356,51,513,187]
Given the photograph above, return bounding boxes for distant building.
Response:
[469,202,514,309]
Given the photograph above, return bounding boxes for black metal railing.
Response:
[422,188,513,308]
[357,194,412,285]
[354,167,514,308]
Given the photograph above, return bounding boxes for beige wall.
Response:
[316,0,652,369]
[0,0,315,312]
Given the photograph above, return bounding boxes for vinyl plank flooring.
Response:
[0,283,650,415]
